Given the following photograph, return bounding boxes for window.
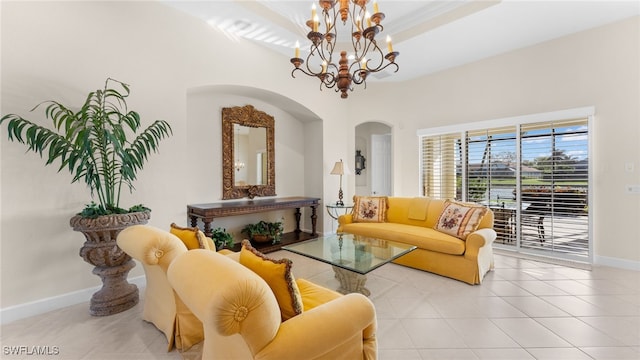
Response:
[519,119,589,257]
[419,108,592,262]
[421,133,462,200]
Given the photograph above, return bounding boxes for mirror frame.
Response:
[222,105,276,199]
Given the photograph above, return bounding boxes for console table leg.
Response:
[310,205,317,236]
[294,208,302,234]
[190,216,198,228]
[203,220,213,238]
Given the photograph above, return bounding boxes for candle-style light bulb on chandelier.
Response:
[290,0,399,99]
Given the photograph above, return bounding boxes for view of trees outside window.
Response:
[422,118,590,261]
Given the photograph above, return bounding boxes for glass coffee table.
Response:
[283,233,416,296]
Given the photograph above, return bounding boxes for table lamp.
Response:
[330,159,351,206]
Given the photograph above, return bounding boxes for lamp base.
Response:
[337,188,344,206]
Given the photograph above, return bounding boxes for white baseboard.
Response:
[0,276,146,325]
[594,255,640,271]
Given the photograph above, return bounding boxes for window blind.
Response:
[419,114,590,262]
[421,133,462,200]
[519,119,589,257]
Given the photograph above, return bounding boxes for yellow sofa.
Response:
[167,249,378,360]
[338,197,496,285]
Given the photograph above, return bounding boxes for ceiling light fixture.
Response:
[290,0,399,99]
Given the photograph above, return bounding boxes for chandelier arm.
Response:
[351,65,368,86]
[351,24,364,56]
[363,42,386,71]
[292,67,321,79]
[306,28,333,71]
[352,0,365,26]
[322,73,336,89]
[351,1,366,55]
[304,45,329,76]
[348,59,362,76]
[318,42,333,66]
[367,61,400,74]
[324,6,339,35]
[352,72,366,86]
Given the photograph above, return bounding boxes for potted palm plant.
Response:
[0,78,172,316]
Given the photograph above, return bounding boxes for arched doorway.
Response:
[355,122,392,196]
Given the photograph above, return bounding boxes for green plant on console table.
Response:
[211,227,234,250]
[241,220,284,244]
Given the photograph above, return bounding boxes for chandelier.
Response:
[290,0,399,99]
[234,160,245,172]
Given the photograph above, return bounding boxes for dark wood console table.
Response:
[188,197,320,252]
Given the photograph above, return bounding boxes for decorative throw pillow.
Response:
[239,240,303,321]
[434,200,488,240]
[352,196,388,223]
[169,223,213,250]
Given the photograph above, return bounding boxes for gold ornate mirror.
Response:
[222,105,276,199]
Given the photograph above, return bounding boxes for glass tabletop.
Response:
[283,233,416,275]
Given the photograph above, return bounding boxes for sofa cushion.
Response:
[434,200,488,240]
[407,197,430,221]
[296,278,342,311]
[341,222,466,255]
[239,240,303,321]
[170,223,213,250]
[353,196,388,223]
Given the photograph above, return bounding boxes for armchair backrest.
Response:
[117,224,188,272]
[167,249,280,359]
[116,224,202,351]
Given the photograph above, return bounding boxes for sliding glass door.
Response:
[420,111,591,263]
[518,119,589,259]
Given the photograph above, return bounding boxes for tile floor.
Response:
[1,252,639,359]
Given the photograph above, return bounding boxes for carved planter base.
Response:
[70,211,150,316]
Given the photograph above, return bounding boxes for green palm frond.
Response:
[0,78,172,217]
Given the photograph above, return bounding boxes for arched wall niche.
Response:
[184,84,325,235]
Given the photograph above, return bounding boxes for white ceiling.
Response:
[162,0,639,82]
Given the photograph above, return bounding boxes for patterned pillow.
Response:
[434,200,488,240]
[352,196,388,223]
[239,240,303,321]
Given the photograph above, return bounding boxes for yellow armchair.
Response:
[116,225,204,351]
[167,249,378,360]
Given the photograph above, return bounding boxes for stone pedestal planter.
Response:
[70,210,150,316]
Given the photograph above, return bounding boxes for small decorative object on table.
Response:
[210,227,234,250]
[241,220,284,244]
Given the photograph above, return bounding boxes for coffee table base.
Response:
[332,266,371,297]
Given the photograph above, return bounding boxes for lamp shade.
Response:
[330,159,351,175]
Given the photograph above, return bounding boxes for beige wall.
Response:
[0,0,346,310]
[351,16,640,266]
[1,1,638,315]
